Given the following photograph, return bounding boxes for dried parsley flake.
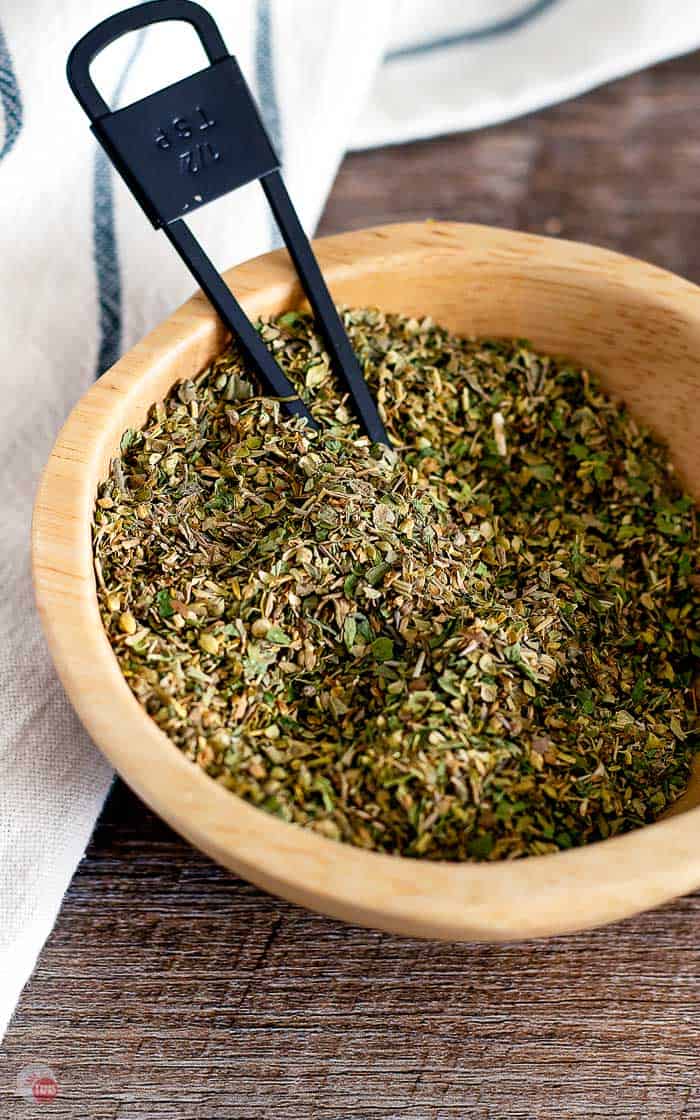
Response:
[93,308,699,859]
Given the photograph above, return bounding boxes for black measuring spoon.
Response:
[67,0,389,445]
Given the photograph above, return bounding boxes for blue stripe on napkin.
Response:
[255,0,283,156]
[0,22,23,160]
[93,31,146,378]
[386,0,562,61]
[256,0,284,249]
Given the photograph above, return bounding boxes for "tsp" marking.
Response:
[154,106,220,172]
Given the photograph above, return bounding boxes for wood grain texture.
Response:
[3,781,700,1120]
[4,49,700,1119]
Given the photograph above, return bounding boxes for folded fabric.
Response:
[356,0,700,148]
[2,0,699,1041]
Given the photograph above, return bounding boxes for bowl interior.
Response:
[32,222,700,939]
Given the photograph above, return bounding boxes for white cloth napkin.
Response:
[2,0,699,1040]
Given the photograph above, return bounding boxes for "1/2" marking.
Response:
[179,142,220,174]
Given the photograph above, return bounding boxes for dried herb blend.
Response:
[94,308,699,859]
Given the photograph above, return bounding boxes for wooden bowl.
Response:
[32,221,700,940]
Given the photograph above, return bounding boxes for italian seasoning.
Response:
[93,308,699,859]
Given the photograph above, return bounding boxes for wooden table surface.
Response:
[3,50,700,1120]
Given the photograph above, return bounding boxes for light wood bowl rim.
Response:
[32,221,700,940]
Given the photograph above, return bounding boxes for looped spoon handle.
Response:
[67,0,390,444]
